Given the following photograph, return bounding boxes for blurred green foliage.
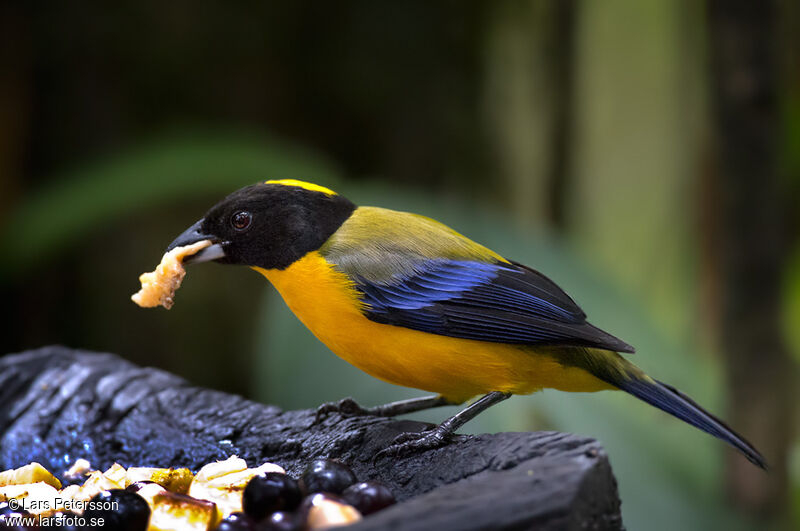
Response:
[0,129,341,277]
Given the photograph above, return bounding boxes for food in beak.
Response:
[131,240,213,309]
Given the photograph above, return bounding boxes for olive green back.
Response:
[319,206,506,283]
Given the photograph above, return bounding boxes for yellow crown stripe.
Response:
[265,179,337,196]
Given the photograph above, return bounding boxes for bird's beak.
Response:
[166,219,227,264]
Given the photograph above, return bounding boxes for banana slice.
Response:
[125,467,193,494]
[0,462,62,489]
[103,463,127,485]
[136,482,218,531]
[64,459,93,483]
[189,456,285,519]
[0,482,61,516]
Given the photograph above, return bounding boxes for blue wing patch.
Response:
[353,259,634,353]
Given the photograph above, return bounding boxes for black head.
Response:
[167,181,356,269]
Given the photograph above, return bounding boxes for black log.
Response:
[0,346,623,530]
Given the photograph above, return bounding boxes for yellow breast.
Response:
[254,252,610,403]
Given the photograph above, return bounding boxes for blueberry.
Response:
[214,512,259,530]
[261,511,300,531]
[84,489,150,531]
[298,459,356,495]
[342,482,395,515]
[243,472,302,521]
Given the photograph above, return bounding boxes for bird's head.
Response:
[167,180,355,270]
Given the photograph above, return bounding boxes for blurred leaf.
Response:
[0,128,342,277]
[785,248,800,363]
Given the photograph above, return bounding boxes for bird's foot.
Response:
[374,426,451,461]
[314,397,374,424]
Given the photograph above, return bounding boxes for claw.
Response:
[314,397,371,425]
[373,428,450,462]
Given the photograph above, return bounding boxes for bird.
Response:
[165,179,765,467]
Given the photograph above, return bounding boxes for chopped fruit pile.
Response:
[0,457,395,530]
[131,240,212,309]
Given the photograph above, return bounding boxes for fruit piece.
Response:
[300,493,361,529]
[128,481,167,501]
[214,511,259,530]
[125,467,194,494]
[103,463,128,485]
[0,482,62,515]
[0,462,62,489]
[189,457,285,519]
[84,489,150,531]
[341,482,395,515]
[63,459,94,485]
[193,456,247,484]
[132,240,213,309]
[141,485,218,531]
[242,473,301,521]
[60,484,81,503]
[262,511,300,531]
[71,470,125,504]
[298,460,356,496]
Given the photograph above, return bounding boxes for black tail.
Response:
[615,377,767,469]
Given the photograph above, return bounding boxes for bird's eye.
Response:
[231,211,252,231]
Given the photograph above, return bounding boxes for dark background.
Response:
[1,2,798,529]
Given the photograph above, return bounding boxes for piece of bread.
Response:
[131,240,212,309]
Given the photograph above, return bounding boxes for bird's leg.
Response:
[375,391,511,460]
[314,395,455,424]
